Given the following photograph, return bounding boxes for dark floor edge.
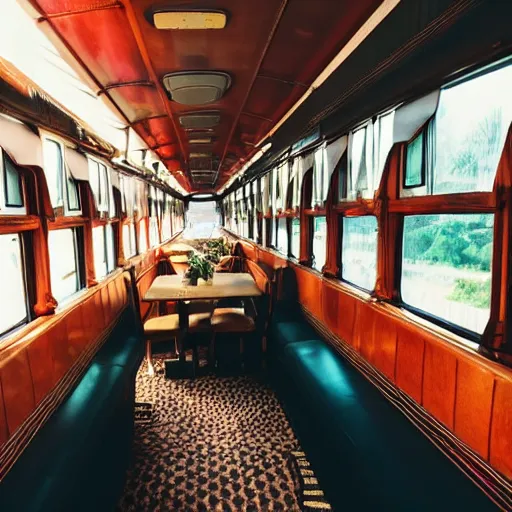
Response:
[300,305,512,512]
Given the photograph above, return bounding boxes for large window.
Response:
[48,228,83,303]
[184,201,219,238]
[312,216,327,271]
[403,62,512,197]
[0,233,28,335]
[276,217,288,255]
[341,216,378,291]
[401,214,493,335]
[93,224,116,280]
[290,218,300,259]
[434,63,512,194]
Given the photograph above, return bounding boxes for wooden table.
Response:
[143,273,262,376]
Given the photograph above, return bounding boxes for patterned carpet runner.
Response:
[118,356,311,511]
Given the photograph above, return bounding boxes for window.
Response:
[43,139,64,208]
[276,217,288,255]
[2,152,24,208]
[88,159,111,214]
[0,233,28,335]
[93,224,116,280]
[48,228,83,303]
[43,138,80,212]
[374,110,395,178]
[123,223,137,259]
[312,216,327,271]
[401,214,493,335]
[341,216,378,291]
[404,131,425,188]
[290,218,300,259]
[138,219,148,253]
[434,63,512,194]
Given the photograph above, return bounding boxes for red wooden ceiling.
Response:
[30,0,381,193]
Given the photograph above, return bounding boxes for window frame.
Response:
[42,134,82,216]
[0,149,27,214]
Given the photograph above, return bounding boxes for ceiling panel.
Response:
[30,0,384,192]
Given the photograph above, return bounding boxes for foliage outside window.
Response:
[48,228,82,303]
[434,63,512,194]
[312,216,327,271]
[290,218,300,259]
[341,216,378,291]
[0,233,27,336]
[401,214,493,334]
[404,131,424,187]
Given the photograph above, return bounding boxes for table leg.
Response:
[177,300,189,364]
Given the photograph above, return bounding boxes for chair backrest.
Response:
[245,260,272,332]
[215,255,245,273]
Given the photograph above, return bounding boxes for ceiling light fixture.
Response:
[255,0,400,147]
[152,10,227,30]
[189,138,212,144]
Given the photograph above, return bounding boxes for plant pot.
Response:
[187,277,198,286]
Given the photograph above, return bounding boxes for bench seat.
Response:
[269,301,498,511]
[0,309,143,512]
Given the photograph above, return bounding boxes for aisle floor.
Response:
[118,358,303,511]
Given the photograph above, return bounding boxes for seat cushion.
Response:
[144,312,213,337]
[94,333,142,376]
[0,363,128,512]
[282,340,497,511]
[211,308,255,333]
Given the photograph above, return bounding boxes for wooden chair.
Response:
[210,260,271,372]
[143,302,214,376]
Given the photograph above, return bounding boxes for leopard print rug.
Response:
[118,357,303,511]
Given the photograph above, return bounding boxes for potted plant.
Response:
[185,254,214,286]
[205,238,231,264]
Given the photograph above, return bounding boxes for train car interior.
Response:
[0,0,511,510]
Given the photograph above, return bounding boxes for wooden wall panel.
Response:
[394,324,425,404]
[489,377,512,479]
[0,349,35,435]
[356,303,376,362]
[336,292,357,345]
[0,269,133,445]
[422,341,458,429]
[0,381,8,445]
[27,330,57,406]
[454,359,494,459]
[50,319,72,385]
[372,310,397,381]
[322,284,339,335]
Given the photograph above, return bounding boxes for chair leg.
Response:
[145,339,155,376]
[209,333,216,369]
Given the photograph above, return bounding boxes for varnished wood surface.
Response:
[143,273,262,302]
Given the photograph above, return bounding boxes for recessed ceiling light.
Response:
[153,11,227,30]
[180,113,220,129]
[190,152,212,158]
[189,138,212,144]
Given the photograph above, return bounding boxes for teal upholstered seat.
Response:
[280,340,497,511]
[0,309,142,512]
